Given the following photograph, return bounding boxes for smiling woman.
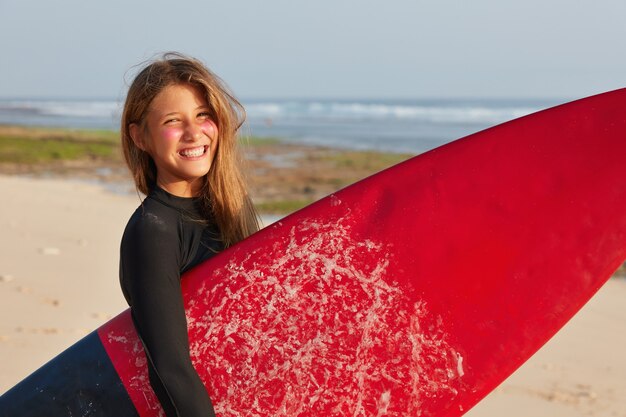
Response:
[129,83,219,197]
[118,53,259,417]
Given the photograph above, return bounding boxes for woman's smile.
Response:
[178,145,209,159]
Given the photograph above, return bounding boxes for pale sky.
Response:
[1,0,625,99]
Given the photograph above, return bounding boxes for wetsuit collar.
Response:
[150,185,204,215]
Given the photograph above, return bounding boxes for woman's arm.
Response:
[121,217,216,417]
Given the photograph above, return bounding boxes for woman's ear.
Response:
[129,123,148,151]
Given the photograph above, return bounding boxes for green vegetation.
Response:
[0,126,287,164]
[0,126,119,142]
[322,150,413,171]
[0,126,121,164]
[239,135,282,146]
[0,125,414,217]
[254,199,314,214]
[0,136,119,163]
[0,126,286,165]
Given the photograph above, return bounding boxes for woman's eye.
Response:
[198,112,211,119]
[164,118,179,124]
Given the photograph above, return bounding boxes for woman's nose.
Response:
[184,123,204,141]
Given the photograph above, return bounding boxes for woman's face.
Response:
[131,83,219,197]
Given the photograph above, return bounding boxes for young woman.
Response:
[119,53,259,417]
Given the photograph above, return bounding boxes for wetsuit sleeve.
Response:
[121,216,216,417]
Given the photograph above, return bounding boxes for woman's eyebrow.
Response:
[157,105,210,117]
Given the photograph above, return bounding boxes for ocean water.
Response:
[0,97,565,154]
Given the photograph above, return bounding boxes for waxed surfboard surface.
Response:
[3,88,626,417]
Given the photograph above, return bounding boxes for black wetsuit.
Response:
[119,186,222,417]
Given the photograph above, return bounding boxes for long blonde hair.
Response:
[121,52,259,247]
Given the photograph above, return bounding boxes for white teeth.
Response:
[179,146,205,158]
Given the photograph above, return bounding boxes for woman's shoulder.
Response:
[123,198,181,241]
[119,200,184,283]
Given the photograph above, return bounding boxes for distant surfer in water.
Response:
[118,53,259,417]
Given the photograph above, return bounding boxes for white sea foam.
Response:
[0,97,556,153]
[0,99,119,118]
[245,99,540,124]
[245,103,285,117]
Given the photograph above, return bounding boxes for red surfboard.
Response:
[1,88,625,417]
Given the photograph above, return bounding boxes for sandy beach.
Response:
[0,174,625,416]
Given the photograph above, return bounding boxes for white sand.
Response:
[0,175,136,390]
[0,175,625,416]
